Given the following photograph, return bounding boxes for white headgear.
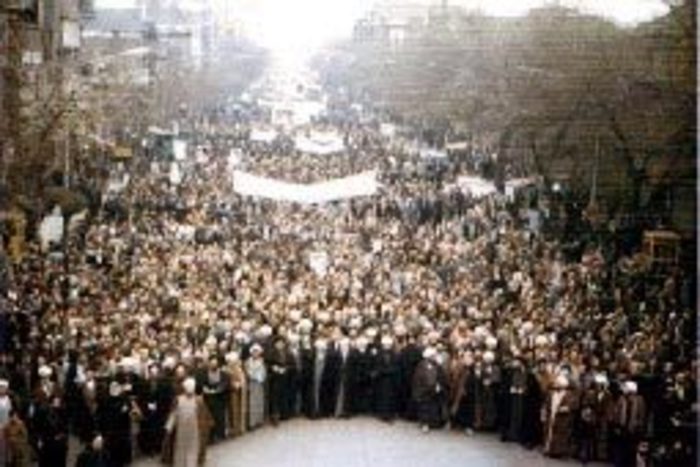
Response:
[623,381,638,394]
[555,374,569,389]
[225,352,240,364]
[593,373,609,386]
[485,336,498,350]
[381,336,393,349]
[183,377,196,395]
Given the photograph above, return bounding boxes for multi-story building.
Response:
[353,0,438,48]
[0,0,85,181]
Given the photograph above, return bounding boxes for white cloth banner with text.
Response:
[233,170,379,204]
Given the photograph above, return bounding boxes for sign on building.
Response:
[62,20,81,50]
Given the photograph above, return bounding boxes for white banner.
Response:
[420,148,448,159]
[447,176,497,198]
[228,149,243,170]
[294,131,345,155]
[380,123,396,138]
[233,170,379,204]
[62,20,81,50]
[39,209,64,251]
[250,128,278,143]
[169,163,182,185]
[505,178,535,199]
[173,140,187,161]
[445,141,469,151]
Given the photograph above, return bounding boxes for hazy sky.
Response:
[96,0,670,23]
[96,0,670,52]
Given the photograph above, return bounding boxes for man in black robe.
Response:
[267,337,289,425]
[345,337,373,416]
[498,358,513,441]
[521,359,546,449]
[114,360,142,403]
[137,364,172,456]
[320,339,342,417]
[504,358,527,442]
[398,335,422,420]
[75,434,111,467]
[453,352,477,434]
[201,356,230,441]
[299,339,315,418]
[311,339,329,418]
[333,337,352,417]
[98,381,133,467]
[63,350,82,432]
[412,347,447,432]
[373,336,400,421]
[74,379,100,446]
[32,391,68,467]
[474,353,500,431]
[284,337,302,419]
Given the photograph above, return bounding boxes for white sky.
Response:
[96,0,670,53]
[96,0,670,24]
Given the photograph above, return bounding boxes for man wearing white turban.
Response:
[163,377,213,467]
[245,345,267,430]
[225,352,247,437]
[611,380,647,467]
[543,374,579,458]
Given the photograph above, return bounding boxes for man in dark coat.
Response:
[345,338,373,416]
[75,434,111,467]
[137,364,173,456]
[498,359,514,441]
[397,336,422,420]
[372,336,400,421]
[267,337,290,425]
[412,347,447,432]
[32,391,68,467]
[320,340,343,417]
[577,384,600,463]
[504,358,527,442]
[299,339,315,418]
[543,374,579,458]
[114,361,142,402]
[201,356,230,440]
[63,350,82,432]
[284,339,301,419]
[521,361,545,449]
[473,353,500,431]
[452,354,477,434]
[97,381,134,467]
[74,380,101,446]
[333,337,352,417]
[611,381,647,467]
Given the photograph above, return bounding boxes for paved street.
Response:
[133,418,605,467]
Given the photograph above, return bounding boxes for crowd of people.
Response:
[0,72,695,467]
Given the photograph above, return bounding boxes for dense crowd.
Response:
[0,78,695,467]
